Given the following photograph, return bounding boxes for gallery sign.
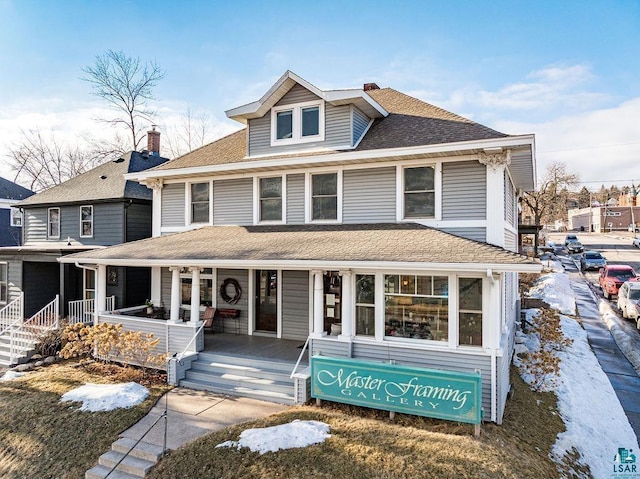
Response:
[311,356,482,424]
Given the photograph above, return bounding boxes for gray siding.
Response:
[125,202,152,242]
[24,208,47,243]
[504,229,517,251]
[161,183,185,228]
[440,227,486,243]
[504,170,515,227]
[213,178,253,225]
[7,260,22,302]
[286,174,305,224]
[343,167,396,223]
[281,270,310,340]
[352,107,370,145]
[216,269,249,334]
[442,161,486,220]
[248,84,352,156]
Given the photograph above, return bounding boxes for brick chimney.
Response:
[147,125,160,156]
[363,83,380,91]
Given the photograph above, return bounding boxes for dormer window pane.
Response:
[301,106,319,137]
[276,110,293,139]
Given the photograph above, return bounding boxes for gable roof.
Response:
[0,177,34,201]
[60,223,540,273]
[17,151,169,207]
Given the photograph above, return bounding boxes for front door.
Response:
[255,270,277,333]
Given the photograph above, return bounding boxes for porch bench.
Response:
[214,308,240,334]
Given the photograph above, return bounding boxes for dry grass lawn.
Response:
[0,361,170,479]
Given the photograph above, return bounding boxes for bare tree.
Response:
[163,107,214,158]
[82,50,166,151]
[521,162,579,255]
[7,129,112,191]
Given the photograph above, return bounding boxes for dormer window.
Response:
[271,100,325,146]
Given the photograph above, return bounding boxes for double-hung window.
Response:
[403,166,435,219]
[48,208,60,238]
[0,263,7,304]
[190,182,210,224]
[80,205,93,237]
[10,207,22,227]
[458,277,483,347]
[271,101,324,145]
[259,177,283,222]
[310,172,339,221]
[181,268,214,307]
[355,274,375,337]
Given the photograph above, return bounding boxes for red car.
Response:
[599,265,638,299]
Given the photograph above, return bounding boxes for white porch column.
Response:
[95,264,107,322]
[189,267,202,324]
[147,179,164,238]
[150,266,162,307]
[479,148,510,247]
[311,269,326,337]
[338,270,353,340]
[169,267,182,323]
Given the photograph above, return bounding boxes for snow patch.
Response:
[60,382,149,412]
[0,371,27,381]
[527,272,576,315]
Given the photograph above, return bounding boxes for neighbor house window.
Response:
[80,205,93,237]
[355,274,375,337]
[311,172,338,221]
[190,182,210,224]
[48,208,60,238]
[259,177,283,222]
[0,263,7,304]
[271,101,324,145]
[458,277,483,347]
[384,274,449,341]
[404,166,435,219]
[10,208,22,227]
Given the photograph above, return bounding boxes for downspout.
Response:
[487,268,497,423]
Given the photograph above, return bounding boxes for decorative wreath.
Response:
[220,277,242,304]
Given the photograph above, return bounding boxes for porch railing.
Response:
[0,292,24,330]
[68,296,115,324]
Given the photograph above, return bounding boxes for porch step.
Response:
[0,334,37,366]
[96,450,155,477]
[179,352,297,405]
[85,438,163,479]
[85,464,140,479]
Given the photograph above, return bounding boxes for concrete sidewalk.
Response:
[121,388,288,450]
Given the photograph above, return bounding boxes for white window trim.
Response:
[79,205,93,238]
[0,262,7,304]
[253,175,287,225]
[456,275,485,349]
[179,268,214,307]
[396,163,442,222]
[304,170,342,224]
[270,99,325,146]
[10,207,22,227]
[48,207,60,239]
[187,180,212,225]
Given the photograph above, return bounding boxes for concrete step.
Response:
[189,360,296,382]
[97,450,155,477]
[179,377,296,405]
[195,351,296,373]
[85,464,140,479]
[111,437,164,463]
[184,369,294,395]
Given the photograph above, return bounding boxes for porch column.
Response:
[311,269,326,337]
[169,267,182,323]
[189,267,202,324]
[338,270,353,340]
[95,265,107,322]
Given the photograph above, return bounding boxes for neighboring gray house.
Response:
[64,71,540,424]
[0,177,34,247]
[0,135,169,317]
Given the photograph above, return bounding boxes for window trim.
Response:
[187,181,212,225]
[270,100,325,146]
[253,175,286,225]
[0,262,7,304]
[10,207,22,227]
[396,163,442,222]
[47,207,60,239]
[305,170,342,224]
[179,268,215,308]
[79,205,93,238]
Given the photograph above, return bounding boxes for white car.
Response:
[617,281,640,327]
[633,237,640,248]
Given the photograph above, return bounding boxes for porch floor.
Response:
[202,333,308,365]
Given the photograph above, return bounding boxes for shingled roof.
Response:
[149,87,510,172]
[18,151,169,207]
[62,223,540,272]
[0,177,34,201]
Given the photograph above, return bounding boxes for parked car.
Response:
[580,250,606,271]
[599,265,639,299]
[564,234,578,246]
[617,281,640,327]
[629,225,640,233]
[633,237,640,248]
[566,240,584,254]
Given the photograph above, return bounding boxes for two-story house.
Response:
[62,71,540,424]
[0,130,169,319]
[0,177,34,247]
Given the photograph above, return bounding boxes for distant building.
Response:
[0,177,34,246]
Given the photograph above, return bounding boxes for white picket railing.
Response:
[68,296,115,324]
[0,292,24,330]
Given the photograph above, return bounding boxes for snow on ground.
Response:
[0,370,27,381]
[60,382,149,412]
[518,267,639,478]
[216,420,331,454]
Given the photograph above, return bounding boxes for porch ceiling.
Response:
[60,223,540,273]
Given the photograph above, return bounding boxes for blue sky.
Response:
[1,0,639,189]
